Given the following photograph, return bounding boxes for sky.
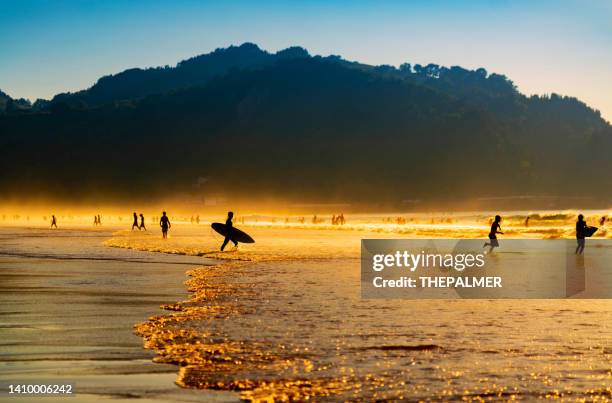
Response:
[1,0,611,121]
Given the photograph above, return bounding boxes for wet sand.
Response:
[2,215,610,401]
[0,226,237,402]
[108,223,611,401]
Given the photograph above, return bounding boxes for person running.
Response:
[51,215,57,229]
[576,214,587,255]
[220,211,238,251]
[159,212,170,239]
[483,215,503,253]
[139,213,146,231]
[132,212,139,230]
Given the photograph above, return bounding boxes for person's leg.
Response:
[232,237,238,247]
[221,236,230,251]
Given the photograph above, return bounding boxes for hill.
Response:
[1,44,611,208]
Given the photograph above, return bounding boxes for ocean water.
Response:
[105,221,612,401]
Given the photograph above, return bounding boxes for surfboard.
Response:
[211,222,255,243]
[585,226,598,237]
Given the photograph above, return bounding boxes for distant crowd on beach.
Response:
[10,210,609,256]
[131,212,147,231]
[331,213,346,225]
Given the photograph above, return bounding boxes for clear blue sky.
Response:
[1,0,611,120]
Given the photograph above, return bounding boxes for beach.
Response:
[107,217,610,401]
[0,214,610,401]
[0,226,237,402]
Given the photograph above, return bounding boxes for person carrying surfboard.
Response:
[220,211,238,251]
[575,214,597,254]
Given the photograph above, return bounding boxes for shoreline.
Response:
[0,227,238,402]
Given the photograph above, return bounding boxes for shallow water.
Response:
[0,227,236,402]
[109,223,612,401]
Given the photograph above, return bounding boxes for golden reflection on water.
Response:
[126,221,611,401]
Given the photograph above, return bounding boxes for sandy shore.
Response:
[0,226,238,402]
[106,223,611,400]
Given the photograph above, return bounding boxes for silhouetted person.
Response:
[97,214,101,226]
[160,212,170,239]
[139,214,146,231]
[525,216,530,227]
[483,215,503,253]
[196,215,200,224]
[576,214,587,255]
[94,215,98,226]
[132,212,139,230]
[51,215,57,229]
[220,211,238,251]
[600,215,607,226]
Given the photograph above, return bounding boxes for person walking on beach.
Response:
[220,211,238,251]
[94,215,98,226]
[51,215,57,229]
[576,214,587,255]
[483,215,503,253]
[132,212,139,230]
[159,212,170,239]
[139,213,146,231]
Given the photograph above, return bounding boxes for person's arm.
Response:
[497,224,504,234]
[168,219,171,228]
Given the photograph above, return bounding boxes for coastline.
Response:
[111,224,611,401]
[2,219,610,401]
[0,226,238,402]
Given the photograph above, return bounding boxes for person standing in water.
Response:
[220,211,238,251]
[159,212,170,239]
[576,214,587,255]
[139,213,146,231]
[483,215,503,253]
[51,215,57,229]
[132,212,139,230]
